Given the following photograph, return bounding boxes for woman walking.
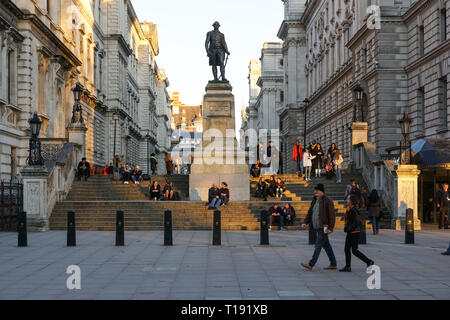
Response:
[340,195,374,272]
[368,190,382,235]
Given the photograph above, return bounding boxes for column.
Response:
[21,166,50,231]
[394,165,421,231]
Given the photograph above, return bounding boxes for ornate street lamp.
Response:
[353,85,363,122]
[27,112,43,166]
[71,83,84,124]
[399,111,412,165]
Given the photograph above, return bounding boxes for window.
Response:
[440,8,447,42]
[7,50,12,104]
[418,25,425,56]
[417,87,425,134]
[280,91,284,103]
[438,77,448,128]
[362,48,367,74]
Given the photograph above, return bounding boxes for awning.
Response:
[411,139,450,170]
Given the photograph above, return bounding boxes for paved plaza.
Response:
[0,229,449,300]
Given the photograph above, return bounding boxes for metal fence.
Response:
[0,181,23,231]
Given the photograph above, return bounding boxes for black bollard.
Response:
[17,211,27,247]
[405,208,415,244]
[164,210,173,246]
[116,210,124,246]
[308,224,316,245]
[358,209,367,245]
[260,210,269,245]
[213,210,221,246]
[67,211,76,247]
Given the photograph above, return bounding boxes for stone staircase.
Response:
[49,173,376,231]
[250,173,355,201]
[65,174,190,201]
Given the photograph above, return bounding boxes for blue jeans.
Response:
[336,167,342,182]
[210,198,222,208]
[370,216,379,234]
[446,243,450,254]
[270,215,285,228]
[309,229,337,267]
[296,159,303,174]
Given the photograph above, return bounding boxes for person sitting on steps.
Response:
[150,180,161,200]
[275,177,285,198]
[77,158,91,181]
[219,182,230,206]
[268,204,287,231]
[122,164,132,184]
[255,177,269,201]
[283,203,296,225]
[267,175,276,198]
[208,184,221,209]
[131,166,143,184]
[250,160,262,178]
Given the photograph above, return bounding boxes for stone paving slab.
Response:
[0,229,449,300]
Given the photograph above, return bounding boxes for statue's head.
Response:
[213,21,220,29]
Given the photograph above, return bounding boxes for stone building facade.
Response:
[0,0,171,181]
[275,0,449,173]
[254,42,284,133]
[244,59,261,133]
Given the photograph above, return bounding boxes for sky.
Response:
[132,0,284,129]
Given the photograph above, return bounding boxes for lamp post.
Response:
[353,85,363,122]
[71,83,84,124]
[27,112,43,166]
[399,111,412,165]
[145,132,151,175]
[303,98,309,148]
[113,110,119,166]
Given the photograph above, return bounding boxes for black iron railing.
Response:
[0,180,23,231]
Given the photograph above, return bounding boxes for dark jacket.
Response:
[150,156,158,171]
[438,190,449,212]
[257,181,267,191]
[304,195,336,231]
[219,188,230,200]
[208,187,220,203]
[368,198,382,218]
[283,206,296,219]
[269,206,283,216]
[150,183,161,195]
[344,207,362,233]
[77,161,90,176]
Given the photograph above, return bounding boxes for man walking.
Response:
[293,140,303,177]
[301,184,337,270]
[437,183,449,229]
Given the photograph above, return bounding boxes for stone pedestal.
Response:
[189,82,250,201]
[351,122,369,145]
[350,122,369,172]
[21,166,50,232]
[393,165,421,231]
[68,123,87,157]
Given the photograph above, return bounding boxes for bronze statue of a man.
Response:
[205,21,230,82]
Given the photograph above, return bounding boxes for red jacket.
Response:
[293,145,303,162]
